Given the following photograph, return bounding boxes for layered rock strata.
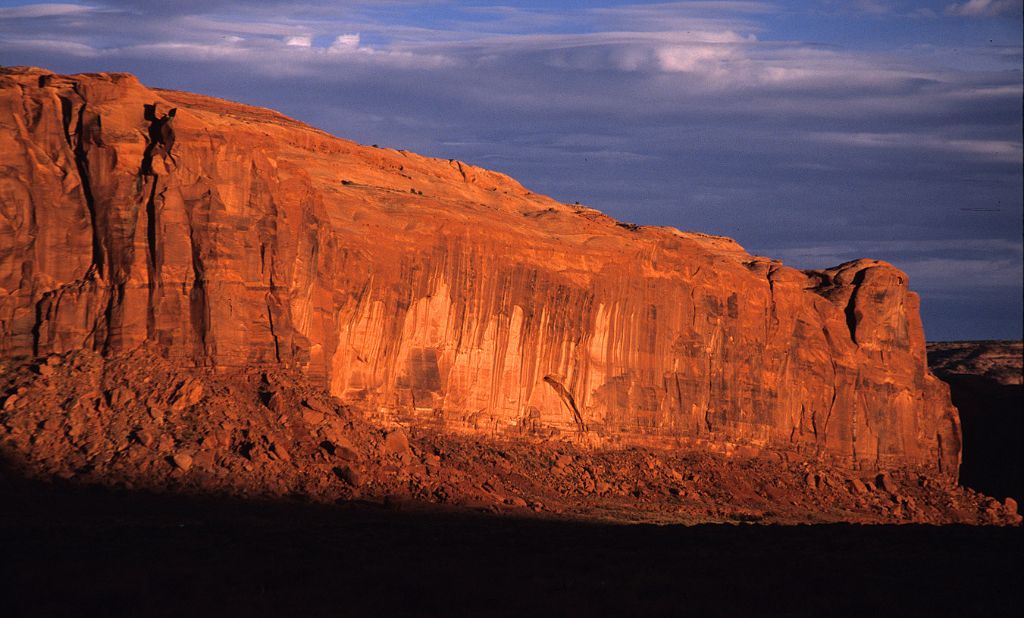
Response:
[0,67,960,477]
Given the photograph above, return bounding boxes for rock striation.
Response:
[0,67,960,478]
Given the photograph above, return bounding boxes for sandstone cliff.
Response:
[0,67,960,477]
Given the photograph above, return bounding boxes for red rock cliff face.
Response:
[0,68,960,477]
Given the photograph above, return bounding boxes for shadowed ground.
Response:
[944,375,1023,505]
[1,473,1020,617]
[928,341,1023,505]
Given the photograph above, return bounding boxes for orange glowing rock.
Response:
[0,67,960,478]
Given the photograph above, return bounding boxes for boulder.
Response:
[172,452,193,471]
[384,429,412,459]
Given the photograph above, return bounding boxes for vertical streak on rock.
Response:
[257,169,282,364]
[186,189,209,363]
[140,104,169,343]
[63,94,103,276]
[267,302,281,363]
[144,177,159,340]
[851,380,861,468]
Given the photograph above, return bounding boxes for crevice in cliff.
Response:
[673,373,684,417]
[851,384,862,470]
[186,191,210,363]
[815,326,842,456]
[251,155,285,366]
[449,159,468,182]
[796,402,809,443]
[143,179,160,339]
[30,293,46,357]
[843,269,868,346]
[59,94,73,147]
[141,104,176,174]
[819,390,837,457]
[144,179,160,273]
[139,104,176,342]
[260,239,284,363]
[267,302,282,363]
[543,376,586,433]
[765,266,780,344]
[62,95,103,275]
[701,323,721,434]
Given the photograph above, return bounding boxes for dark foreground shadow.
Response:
[943,374,1023,504]
[0,469,1020,618]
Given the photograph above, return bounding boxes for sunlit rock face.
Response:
[0,68,961,477]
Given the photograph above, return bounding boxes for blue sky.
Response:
[1,0,1021,340]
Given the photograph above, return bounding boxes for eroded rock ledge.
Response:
[0,67,960,479]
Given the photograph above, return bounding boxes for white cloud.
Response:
[285,35,312,47]
[0,3,92,19]
[654,43,744,80]
[945,0,1023,16]
[330,33,360,50]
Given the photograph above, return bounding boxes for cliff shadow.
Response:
[943,374,1023,504]
[0,452,1020,617]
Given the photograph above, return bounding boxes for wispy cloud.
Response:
[0,3,92,18]
[808,131,1023,163]
[852,0,896,15]
[945,0,1023,17]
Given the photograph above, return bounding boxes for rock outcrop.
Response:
[0,67,960,478]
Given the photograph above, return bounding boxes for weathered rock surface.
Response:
[0,67,959,478]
